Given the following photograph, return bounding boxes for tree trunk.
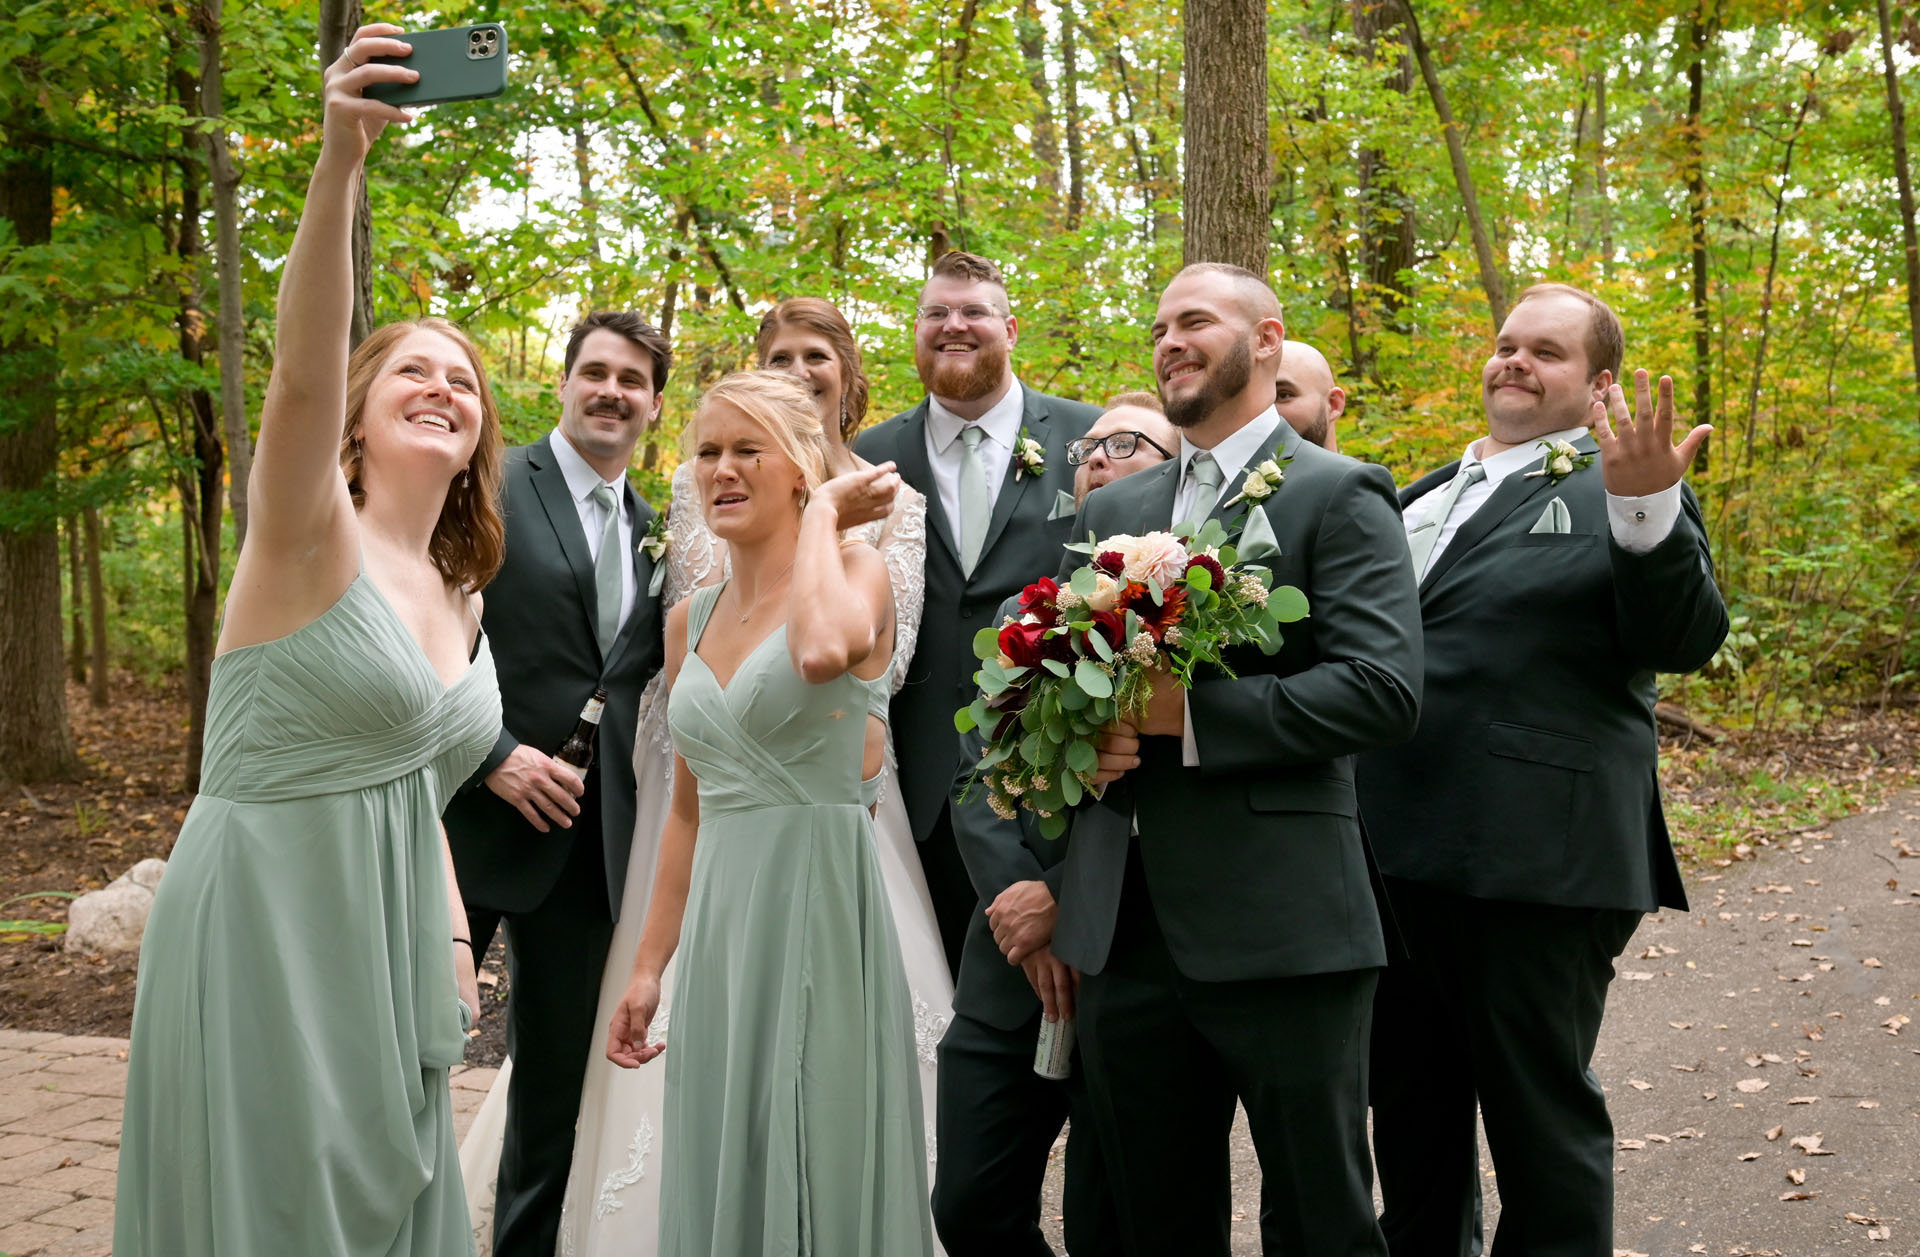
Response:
[1401,0,1504,330]
[0,122,81,783]
[1878,0,1920,410]
[196,0,251,550]
[319,0,373,348]
[1062,0,1085,231]
[1594,67,1612,272]
[174,65,224,791]
[1182,0,1269,274]
[85,506,109,708]
[68,514,87,685]
[1352,0,1417,380]
[1744,85,1815,470]
[1016,0,1061,200]
[1685,7,1713,473]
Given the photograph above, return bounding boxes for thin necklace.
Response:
[732,560,796,622]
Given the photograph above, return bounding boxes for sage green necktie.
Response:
[1185,451,1225,525]
[1406,462,1487,580]
[590,483,624,653]
[958,424,990,576]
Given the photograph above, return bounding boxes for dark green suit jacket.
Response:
[444,439,665,917]
[1357,436,1728,912]
[1051,422,1424,981]
[854,385,1098,846]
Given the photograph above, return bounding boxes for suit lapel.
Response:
[1400,460,1459,512]
[977,392,1048,564]
[1205,420,1300,531]
[526,440,601,627]
[1419,435,1595,593]
[892,401,960,566]
[601,482,657,673]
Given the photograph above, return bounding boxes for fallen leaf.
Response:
[1765,1125,1785,1140]
[1874,995,1892,1006]
[1779,1190,1816,1200]
[1790,938,1813,947]
[1647,1132,1672,1143]
[1803,1022,1825,1041]
[1789,1133,1832,1155]
[1862,957,1884,967]
[1672,1063,1698,1072]
[1847,1213,1880,1225]
[1628,1079,1653,1091]
[1738,1151,1763,1161]
[1786,1168,1805,1184]
[1736,1078,1769,1093]
[1883,1014,1910,1034]
[1669,1020,1692,1030]
[1688,1245,1706,1254]
[1857,1099,1880,1109]
[1621,971,1655,981]
[1617,1138,1646,1150]
[1868,1226,1890,1241]
[1761,1053,1784,1063]
[1788,1096,1818,1105]
[1744,1052,1765,1067]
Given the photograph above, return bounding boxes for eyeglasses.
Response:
[1066,431,1177,466]
[916,303,1005,324]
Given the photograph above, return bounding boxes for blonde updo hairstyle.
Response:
[692,370,833,511]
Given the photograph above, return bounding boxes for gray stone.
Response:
[62,860,165,956]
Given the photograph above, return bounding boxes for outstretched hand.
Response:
[1591,369,1712,498]
[320,25,418,166]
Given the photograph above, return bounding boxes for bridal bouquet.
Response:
[956,519,1308,837]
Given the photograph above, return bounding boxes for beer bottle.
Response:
[555,688,608,773]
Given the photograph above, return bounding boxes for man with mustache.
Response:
[1058,264,1422,1254]
[444,311,670,1257]
[855,250,1111,1257]
[1274,340,1346,452]
[1358,283,1726,1256]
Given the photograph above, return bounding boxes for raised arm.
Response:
[788,463,899,684]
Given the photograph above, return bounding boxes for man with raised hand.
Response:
[854,250,1097,979]
[1359,282,1727,1257]
[1274,339,1347,452]
[1059,264,1422,1255]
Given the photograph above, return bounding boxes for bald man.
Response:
[1070,392,1180,508]
[1275,341,1346,453]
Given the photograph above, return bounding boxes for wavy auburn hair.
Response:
[755,298,871,442]
[338,318,507,590]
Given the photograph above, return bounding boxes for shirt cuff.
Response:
[1607,483,1682,554]
[1181,694,1199,768]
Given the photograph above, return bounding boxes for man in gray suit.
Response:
[444,311,669,1257]
[854,249,1098,978]
[1360,283,1727,1256]
[1059,264,1422,1254]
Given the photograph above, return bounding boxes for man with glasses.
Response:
[1070,391,1179,509]
[856,250,1112,1257]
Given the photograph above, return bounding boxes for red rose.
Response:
[1019,577,1062,627]
[1186,554,1227,590]
[1082,609,1126,655]
[998,620,1053,669]
[1133,586,1188,642]
[1094,550,1125,576]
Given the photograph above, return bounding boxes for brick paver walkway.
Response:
[0,1029,497,1256]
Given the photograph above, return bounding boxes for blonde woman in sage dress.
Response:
[604,370,934,1256]
[115,27,502,1256]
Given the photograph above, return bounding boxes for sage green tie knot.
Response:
[958,423,990,577]
[1406,461,1487,580]
[591,483,624,653]
[1188,451,1225,513]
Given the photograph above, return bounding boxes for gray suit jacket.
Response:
[1357,436,1728,913]
[854,385,1098,845]
[1050,423,1423,981]
[444,440,665,917]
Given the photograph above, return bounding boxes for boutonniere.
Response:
[1222,457,1287,509]
[1014,427,1047,480]
[1523,438,1592,484]
[640,510,669,563]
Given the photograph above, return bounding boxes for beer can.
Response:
[1033,1015,1075,1080]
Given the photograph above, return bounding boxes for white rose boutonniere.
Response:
[1223,457,1286,509]
[1523,438,1593,484]
[640,510,670,563]
[1014,426,1046,480]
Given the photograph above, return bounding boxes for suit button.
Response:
[960,603,975,618]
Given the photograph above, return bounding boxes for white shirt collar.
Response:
[1179,406,1284,484]
[548,428,623,505]
[927,380,1026,453]
[1463,425,1590,487]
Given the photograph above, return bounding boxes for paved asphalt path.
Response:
[1040,792,1919,1255]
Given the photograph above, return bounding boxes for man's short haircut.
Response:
[564,310,674,394]
[928,250,1008,303]
[1172,262,1283,324]
[1103,390,1165,414]
[1514,283,1624,381]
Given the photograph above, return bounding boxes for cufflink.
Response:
[1635,510,1646,522]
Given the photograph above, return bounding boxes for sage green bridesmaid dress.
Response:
[659,583,932,1257]
[115,572,500,1256]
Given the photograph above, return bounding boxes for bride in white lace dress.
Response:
[459,300,952,1256]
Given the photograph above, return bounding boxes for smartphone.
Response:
[365,23,508,107]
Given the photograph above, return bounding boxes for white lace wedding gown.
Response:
[458,463,952,1257]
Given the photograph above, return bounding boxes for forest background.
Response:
[4,0,1919,838]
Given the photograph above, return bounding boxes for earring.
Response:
[459,469,471,490]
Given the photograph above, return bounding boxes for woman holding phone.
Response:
[114,26,503,1256]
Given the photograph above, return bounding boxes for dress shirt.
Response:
[548,429,636,632]
[1401,426,1681,562]
[925,380,1026,547]
[1172,407,1284,528]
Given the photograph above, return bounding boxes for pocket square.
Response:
[647,559,668,598]
[1237,505,1283,562]
[1047,489,1078,522]
[1529,498,1573,535]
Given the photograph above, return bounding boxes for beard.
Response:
[1163,335,1253,430]
[1292,402,1331,450]
[917,343,1009,403]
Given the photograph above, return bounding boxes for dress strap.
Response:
[685,582,727,652]
[463,590,485,662]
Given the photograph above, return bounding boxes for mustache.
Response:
[585,398,632,418]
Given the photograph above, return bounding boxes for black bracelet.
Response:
[453,937,474,952]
